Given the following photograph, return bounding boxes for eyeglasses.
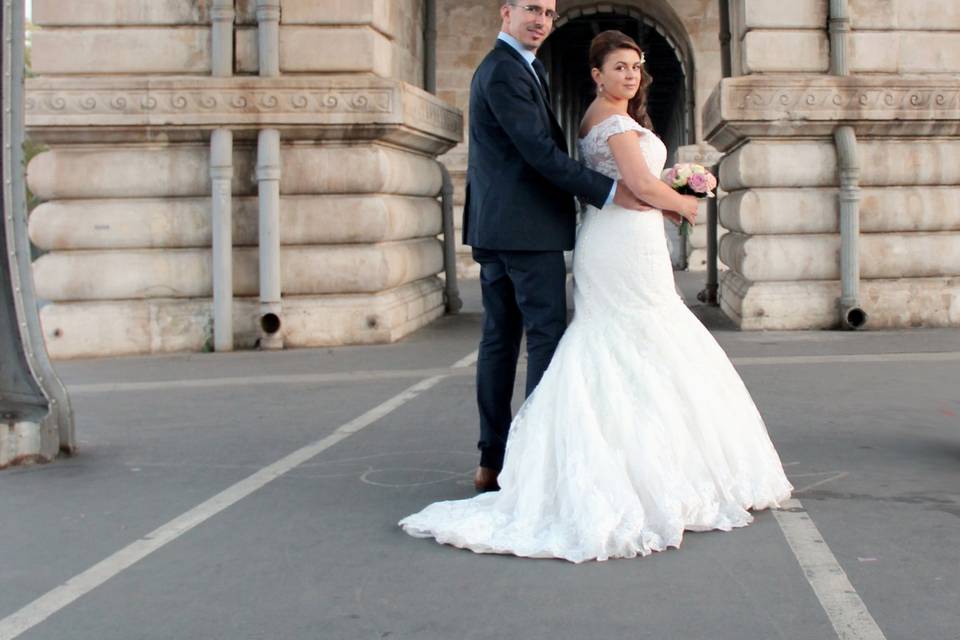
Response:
[510,3,560,21]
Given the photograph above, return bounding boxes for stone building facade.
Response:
[24,0,960,358]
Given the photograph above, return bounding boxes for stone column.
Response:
[703,0,960,329]
[26,0,462,358]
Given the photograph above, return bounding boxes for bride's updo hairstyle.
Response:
[589,30,654,131]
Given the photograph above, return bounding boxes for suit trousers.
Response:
[472,247,568,470]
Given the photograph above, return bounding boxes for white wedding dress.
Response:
[400,114,793,563]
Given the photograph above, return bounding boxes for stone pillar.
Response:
[704,0,960,329]
[26,0,462,358]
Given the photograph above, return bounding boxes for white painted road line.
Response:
[0,355,469,640]
[68,367,457,395]
[773,498,888,640]
[733,352,960,366]
[68,351,960,395]
[451,349,479,369]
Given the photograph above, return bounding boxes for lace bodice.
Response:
[577,114,667,183]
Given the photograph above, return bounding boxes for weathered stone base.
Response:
[40,277,444,359]
[0,419,54,469]
[720,271,960,330]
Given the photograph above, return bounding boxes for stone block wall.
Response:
[27,1,462,358]
[707,0,960,329]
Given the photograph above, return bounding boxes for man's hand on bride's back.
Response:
[613,183,655,211]
[678,195,699,222]
[662,210,683,225]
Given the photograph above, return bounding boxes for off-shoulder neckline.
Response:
[577,113,646,142]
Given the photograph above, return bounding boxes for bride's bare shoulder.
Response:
[578,108,627,139]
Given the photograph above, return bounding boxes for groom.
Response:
[464,1,650,491]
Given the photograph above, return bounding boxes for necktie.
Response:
[531,58,551,102]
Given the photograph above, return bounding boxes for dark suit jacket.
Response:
[462,40,615,251]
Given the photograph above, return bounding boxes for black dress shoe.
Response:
[474,466,500,492]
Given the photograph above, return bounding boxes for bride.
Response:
[400,30,793,563]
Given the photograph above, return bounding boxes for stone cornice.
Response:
[25,76,463,153]
[704,75,960,151]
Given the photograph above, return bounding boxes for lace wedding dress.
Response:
[400,114,793,563]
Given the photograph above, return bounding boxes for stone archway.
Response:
[542,2,695,158]
[539,2,697,266]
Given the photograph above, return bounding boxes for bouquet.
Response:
[661,163,717,236]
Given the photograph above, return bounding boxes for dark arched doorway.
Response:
[539,8,693,266]
[540,10,691,162]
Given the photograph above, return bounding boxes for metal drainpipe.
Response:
[211,0,234,78]
[697,0,731,307]
[424,0,437,94]
[830,0,867,329]
[423,0,461,314]
[256,0,284,348]
[439,164,463,314]
[210,130,234,352]
[718,0,732,79]
[210,0,234,351]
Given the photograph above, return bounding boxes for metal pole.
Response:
[211,0,235,78]
[439,164,462,314]
[210,129,234,351]
[256,0,283,348]
[1,0,74,467]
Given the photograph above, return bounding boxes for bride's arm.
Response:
[607,132,699,220]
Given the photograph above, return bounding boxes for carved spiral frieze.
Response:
[46,96,67,111]
[731,84,960,115]
[25,84,460,140]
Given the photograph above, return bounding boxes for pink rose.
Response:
[687,172,709,193]
[706,173,718,191]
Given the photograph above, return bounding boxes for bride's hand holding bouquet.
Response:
[662,163,717,235]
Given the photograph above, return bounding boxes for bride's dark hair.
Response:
[589,30,654,131]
